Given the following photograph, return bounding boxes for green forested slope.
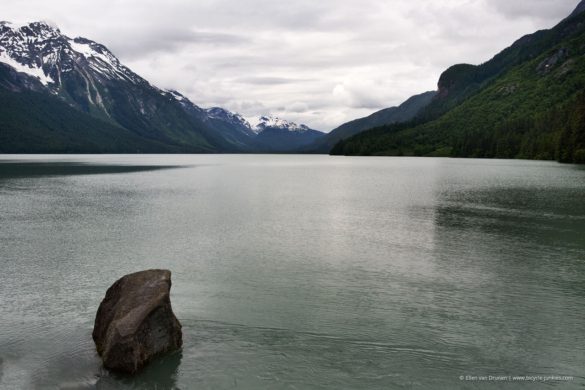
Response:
[0,89,211,153]
[331,8,585,163]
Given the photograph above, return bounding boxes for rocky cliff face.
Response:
[436,64,476,98]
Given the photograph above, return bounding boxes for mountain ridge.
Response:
[306,91,436,153]
[0,21,322,153]
[568,0,585,19]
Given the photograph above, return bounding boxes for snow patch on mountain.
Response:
[69,39,118,69]
[68,40,95,58]
[68,38,138,83]
[165,89,190,102]
[206,107,252,127]
[251,115,312,133]
[0,50,54,85]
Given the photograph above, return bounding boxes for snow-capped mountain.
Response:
[196,109,324,152]
[0,21,145,91]
[0,21,324,153]
[248,115,324,152]
[251,116,314,134]
[0,20,225,152]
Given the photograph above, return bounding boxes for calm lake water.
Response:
[0,155,584,389]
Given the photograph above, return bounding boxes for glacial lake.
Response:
[0,155,584,389]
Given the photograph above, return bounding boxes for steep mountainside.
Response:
[331,1,585,164]
[0,21,227,152]
[307,91,436,152]
[0,87,172,153]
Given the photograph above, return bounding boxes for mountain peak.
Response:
[206,107,250,126]
[0,20,146,88]
[0,20,60,35]
[31,20,60,31]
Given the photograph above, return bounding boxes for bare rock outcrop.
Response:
[92,269,182,373]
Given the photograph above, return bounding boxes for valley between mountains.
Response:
[1,0,585,163]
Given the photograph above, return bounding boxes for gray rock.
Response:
[92,269,182,373]
[537,48,569,74]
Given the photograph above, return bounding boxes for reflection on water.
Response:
[0,155,583,389]
[0,161,183,179]
[96,351,182,389]
[431,180,585,382]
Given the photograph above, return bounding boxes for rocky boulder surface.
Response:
[92,269,182,373]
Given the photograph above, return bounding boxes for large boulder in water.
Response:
[92,269,182,373]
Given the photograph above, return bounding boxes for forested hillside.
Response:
[331,3,585,164]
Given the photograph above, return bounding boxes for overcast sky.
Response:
[1,0,581,130]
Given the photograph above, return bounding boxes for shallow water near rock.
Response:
[0,154,584,389]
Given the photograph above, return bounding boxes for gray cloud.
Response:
[0,0,581,131]
[234,76,313,85]
[109,29,251,58]
[486,0,575,21]
[287,102,310,113]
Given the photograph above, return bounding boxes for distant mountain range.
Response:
[331,0,585,164]
[0,21,321,153]
[2,1,585,162]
